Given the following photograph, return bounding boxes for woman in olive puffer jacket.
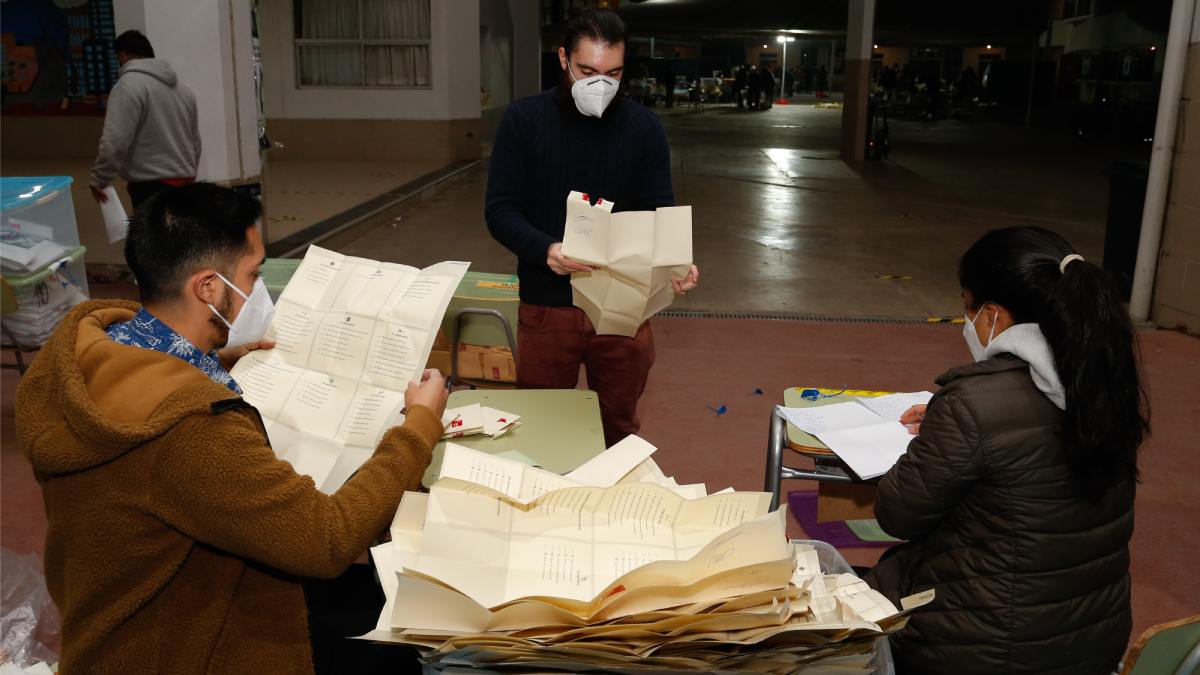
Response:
[866,227,1148,675]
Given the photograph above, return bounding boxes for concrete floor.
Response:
[339,98,1140,319]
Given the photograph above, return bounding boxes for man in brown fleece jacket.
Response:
[15,183,448,673]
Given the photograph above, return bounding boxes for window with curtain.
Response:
[294,0,431,88]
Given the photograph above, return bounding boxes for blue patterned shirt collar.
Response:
[106,308,242,395]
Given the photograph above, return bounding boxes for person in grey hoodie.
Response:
[90,30,201,208]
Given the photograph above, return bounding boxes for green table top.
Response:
[422,389,606,487]
[783,386,892,452]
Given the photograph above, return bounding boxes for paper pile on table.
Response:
[443,403,522,439]
[229,245,468,493]
[364,439,932,673]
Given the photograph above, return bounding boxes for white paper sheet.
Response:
[816,423,915,480]
[100,186,128,243]
[776,401,883,435]
[231,245,468,492]
[856,391,934,422]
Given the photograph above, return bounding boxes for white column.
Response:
[840,0,876,161]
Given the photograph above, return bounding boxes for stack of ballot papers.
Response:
[777,392,934,480]
[443,404,522,440]
[229,245,468,493]
[363,436,934,673]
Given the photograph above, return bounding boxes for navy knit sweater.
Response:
[485,87,674,307]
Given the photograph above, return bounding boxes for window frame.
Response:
[293,0,433,90]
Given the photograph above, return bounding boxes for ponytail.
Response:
[1043,258,1148,483]
[959,227,1148,485]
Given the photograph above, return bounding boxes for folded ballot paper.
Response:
[778,391,934,480]
[362,437,935,673]
[561,191,692,337]
[442,403,521,440]
[229,245,468,493]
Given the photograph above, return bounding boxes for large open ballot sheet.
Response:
[230,245,468,493]
[561,191,692,337]
[778,391,933,480]
[415,477,774,609]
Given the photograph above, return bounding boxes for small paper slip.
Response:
[481,406,520,438]
[100,186,128,243]
[442,404,485,438]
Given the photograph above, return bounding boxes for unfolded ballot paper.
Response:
[229,245,468,493]
[560,191,692,337]
[778,391,933,480]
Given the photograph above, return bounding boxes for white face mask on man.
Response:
[568,60,619,118]
[207,272,275,349]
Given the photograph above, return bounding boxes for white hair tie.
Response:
[1059,254,1085,274]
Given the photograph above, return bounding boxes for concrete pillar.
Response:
[113,0,261,184]
[840,0,876,162]
[508,0,541,99]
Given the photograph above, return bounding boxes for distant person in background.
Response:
[734,65,747,109]
[90,30,201,209]
[746,65,761,110]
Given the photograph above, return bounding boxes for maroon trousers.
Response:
[516,304,655,447]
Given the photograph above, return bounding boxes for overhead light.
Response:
[762,44,769,49]
[873,44,879,49]
[776,35,794,43]
[1150,45,1157,51]
[986,44,993,50]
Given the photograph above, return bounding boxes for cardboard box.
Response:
[816,482,878,523]
[427,329,517,383]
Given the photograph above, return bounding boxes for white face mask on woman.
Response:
[963,306,996,362]
[568,60,619,118]
[208,273,275,349]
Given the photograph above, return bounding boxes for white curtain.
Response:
[364,46,430,87]
[363,0,430,39]
[300,0,358,39]
[297,0,431,88]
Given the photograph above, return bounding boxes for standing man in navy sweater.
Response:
[485,9,699,447]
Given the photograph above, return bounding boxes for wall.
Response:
[1152,28,1200,335]
[480,0,514,109]
[259,0,481,164]
[962,46,1007,71]
[508,0,540,99]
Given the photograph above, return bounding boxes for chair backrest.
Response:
[1123,615,1200,675]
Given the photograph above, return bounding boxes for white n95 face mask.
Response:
[963,307,996,362]
[208,273,276,349]
[569,61,618,118]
